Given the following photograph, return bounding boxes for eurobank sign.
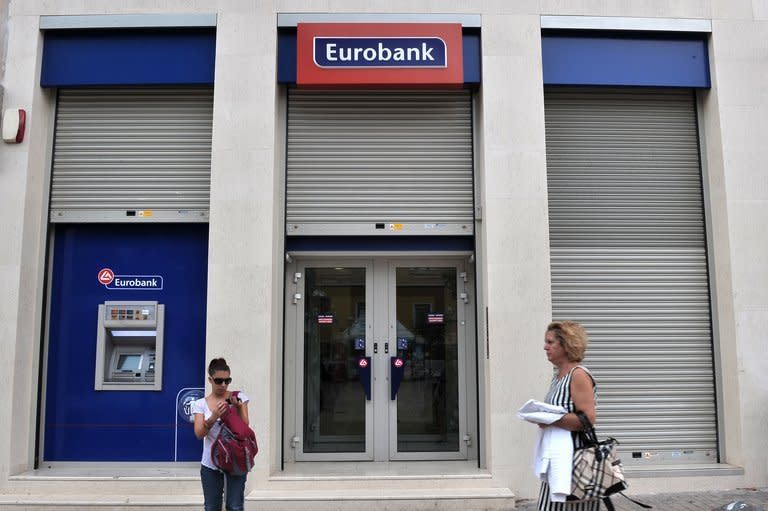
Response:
[297,23,464,86]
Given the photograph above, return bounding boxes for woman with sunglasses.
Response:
[192,357,250,511]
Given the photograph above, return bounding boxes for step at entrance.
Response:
[247,487,516,511]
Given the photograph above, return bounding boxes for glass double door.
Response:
[291,258,473,461]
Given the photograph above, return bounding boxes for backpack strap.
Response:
[221,391,242,418]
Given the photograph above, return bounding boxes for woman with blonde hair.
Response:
[537,320,598,511]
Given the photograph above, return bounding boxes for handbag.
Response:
[569,412,652,511]
[569,412,628,502]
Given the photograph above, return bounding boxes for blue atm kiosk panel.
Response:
[44,224,208,462]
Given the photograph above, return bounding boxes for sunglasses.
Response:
[212,377,232,385]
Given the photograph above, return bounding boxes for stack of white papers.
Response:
[516,399,567,424]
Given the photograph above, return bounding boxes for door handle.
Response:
[373,342,378,354]
[358,357,372,400]
[384,342,389,354]
[390,357,406,400]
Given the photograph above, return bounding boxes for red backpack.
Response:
[211,391,258,475]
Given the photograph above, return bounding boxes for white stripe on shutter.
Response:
[50,87,213,222]
[545,87,717,464]
[286,90,474,235]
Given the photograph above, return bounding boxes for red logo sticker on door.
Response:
[98,268,115,286]
[358,358,369,368]
[394,358,404,368]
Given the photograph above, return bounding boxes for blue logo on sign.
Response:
[177,388,205,423]
[314,37,447,68]
[105,275,164,290]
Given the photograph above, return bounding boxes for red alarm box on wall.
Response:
[2,108,26,143]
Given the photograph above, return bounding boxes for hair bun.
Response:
[207,357,231,375]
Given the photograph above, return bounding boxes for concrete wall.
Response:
[707,0,768,486]
[205,3,281,484]
[1,0,9,103]
[479,9,552,490]
[1,3,54,478]
[0,0,765,504]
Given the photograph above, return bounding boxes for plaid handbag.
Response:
[569,412,628,502]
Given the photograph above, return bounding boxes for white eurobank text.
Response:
[325,42,435,63]
[105,275,164,290]
[113,277,160,288]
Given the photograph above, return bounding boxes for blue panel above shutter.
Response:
[41,29,216,87]
[542,33,710,88]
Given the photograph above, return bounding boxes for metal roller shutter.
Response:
[286,90,474,235]
[544,87,717,464]
[50,87,213,222]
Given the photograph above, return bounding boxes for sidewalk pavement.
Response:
[515,488,768,510]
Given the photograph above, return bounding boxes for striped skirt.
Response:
[537,482,601,511]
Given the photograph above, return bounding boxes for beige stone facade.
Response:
[0,1,766,509]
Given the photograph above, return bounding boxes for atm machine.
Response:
[94,301,164,391]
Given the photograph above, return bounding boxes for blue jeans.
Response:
[200,465,247,511]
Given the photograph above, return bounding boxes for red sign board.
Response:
[297,23,463,87]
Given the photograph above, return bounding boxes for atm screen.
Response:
[117,354,141,372]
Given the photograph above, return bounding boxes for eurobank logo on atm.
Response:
[297,23,463,86]
[98,268,164,290]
